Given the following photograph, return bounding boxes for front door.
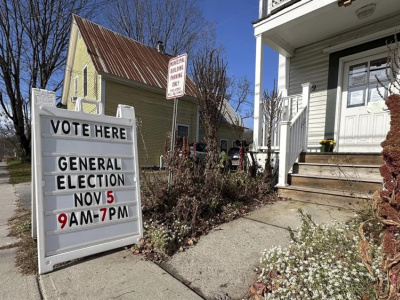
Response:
[338,53,390,152]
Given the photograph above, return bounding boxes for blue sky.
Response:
[198,0,278,129]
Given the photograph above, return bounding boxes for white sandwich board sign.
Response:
[31,89,142,274]
[166,53,187,99]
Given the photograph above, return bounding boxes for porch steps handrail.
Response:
[277,82,311,186]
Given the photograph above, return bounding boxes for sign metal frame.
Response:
[32,89,142,274]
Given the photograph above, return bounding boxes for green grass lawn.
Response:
[7,160,32,184]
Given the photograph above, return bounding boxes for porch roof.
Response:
[253,0,400,57]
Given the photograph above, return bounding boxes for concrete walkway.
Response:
[0,161,356,300]
[0,162,41,300]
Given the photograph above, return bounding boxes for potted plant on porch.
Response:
[319,139,336,152]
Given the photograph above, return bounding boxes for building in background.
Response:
[61,15,244,167]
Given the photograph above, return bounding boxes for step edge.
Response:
[289,173,383,183]
[296,162,381,168]
[277,185,374,199]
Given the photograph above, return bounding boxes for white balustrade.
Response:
[277,83,311,186]
[272,0,293,10]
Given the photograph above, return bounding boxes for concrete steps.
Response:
[278,153,383,209]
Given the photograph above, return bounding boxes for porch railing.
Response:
[259,0,298,18]
[277,83,311,186]
[261,94,302,151]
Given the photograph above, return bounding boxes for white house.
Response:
[252,0,400,202]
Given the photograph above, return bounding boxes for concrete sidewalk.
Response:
[0,162,41,300]
[0,161,356,300]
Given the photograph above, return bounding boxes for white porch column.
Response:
[302,82,312,151]
[278,54,290,97]
[277,120,290,186]
[253,33,264,152]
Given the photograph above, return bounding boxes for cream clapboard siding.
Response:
[66,30,101,112]
[287,16,400,148]
[105,81,198,167]
[288,44,329,148]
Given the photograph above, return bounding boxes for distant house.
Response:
[61,15,244,167]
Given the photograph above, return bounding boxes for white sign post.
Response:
[166,54,187,185]
[32,89,142,274]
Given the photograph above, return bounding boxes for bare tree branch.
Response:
[0,0,95,158]
[192,48,228,171]
[104,0,208,57]
[262,81,283,179]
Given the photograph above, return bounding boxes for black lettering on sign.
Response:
[98,157,105,170]
[120,128,127,140]
[104,126,111,138]
[87,175,96,188]
[107,159,113,170]
[82,123,90,136]
[58,157,67,171]
[79,157,87,170]
[69,212,78,226]
[110,174,117,186]
[77,175,85,189]
[95,125,102,137]
[72,122,79,135]
[118,174,125,186]
[89,157,96,171]
[74,192,102,207]
[115,158,122,170]
[50,119,60,134]
[112,127,118,138]
[67,175,76,189]
[109,207,116,220]
[56,175,66,190]
[70,157,77,171]
[61,120,70,134]
[118,206,129,219]
[80,210,93,225]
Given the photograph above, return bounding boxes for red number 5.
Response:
[106,190,114,204]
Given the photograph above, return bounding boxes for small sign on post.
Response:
[32,89,142,274]
[166,53,187,185]
[166,53,187,99]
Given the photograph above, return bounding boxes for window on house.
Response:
[74,76,78,97]
[220,139,228,153]
[177,124,189,139]
[83,66,88,97]
[347,57,389,108]
[177,124,189,148]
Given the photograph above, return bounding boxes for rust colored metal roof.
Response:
[73,15,197,98]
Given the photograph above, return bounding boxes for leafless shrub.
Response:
[262,82,283,180]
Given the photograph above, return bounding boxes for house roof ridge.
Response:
[72,15,173,57]
[71,14,198,98]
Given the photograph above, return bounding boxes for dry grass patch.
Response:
[7,160,31,184]
[8,204,38,274]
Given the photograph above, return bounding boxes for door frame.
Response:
[333,45,388,152]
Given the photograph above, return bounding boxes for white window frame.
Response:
[82,65,88,97]
[74,75,78,97]
[220,139,228,153]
